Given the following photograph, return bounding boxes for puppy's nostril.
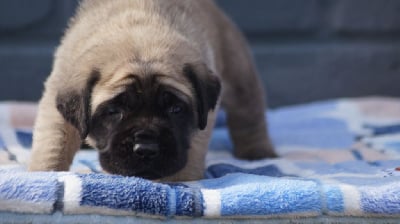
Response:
[133,143,159,159]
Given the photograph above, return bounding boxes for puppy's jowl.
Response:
[29,0,276,181]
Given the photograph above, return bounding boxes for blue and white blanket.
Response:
[1,97,400,222]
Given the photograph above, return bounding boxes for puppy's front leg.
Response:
[222,72,276,160]
[29,90,81,171]
[220,24,276,160]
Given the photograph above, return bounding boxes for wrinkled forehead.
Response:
[90,62,193,113]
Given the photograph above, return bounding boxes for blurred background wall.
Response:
[0,0,400,108]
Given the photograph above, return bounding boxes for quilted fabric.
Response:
[1,97,400,220]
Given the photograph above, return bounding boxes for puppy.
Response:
[29,0,276,181]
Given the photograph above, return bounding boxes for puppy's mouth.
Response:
[133,169,163,179]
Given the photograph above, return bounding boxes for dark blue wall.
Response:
[1,0,400,107]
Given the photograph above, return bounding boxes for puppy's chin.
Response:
[97,137,188,180]
[99,152,187,179]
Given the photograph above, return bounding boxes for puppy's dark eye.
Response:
[167,104,183,114]
[104,107,122,116]
[161,91,186,116]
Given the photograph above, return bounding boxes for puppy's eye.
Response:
[105,107,122,116]
[167,104,183,114]
[161,91,186,116]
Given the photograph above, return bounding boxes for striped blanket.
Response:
[1,97,400,223]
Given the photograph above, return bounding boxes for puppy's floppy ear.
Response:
[183,63,221,130]
[56,70,100,139]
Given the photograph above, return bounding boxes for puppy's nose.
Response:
[133,143,159,159]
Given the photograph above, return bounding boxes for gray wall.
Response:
[0,0,79,103]
[0,0,400,108]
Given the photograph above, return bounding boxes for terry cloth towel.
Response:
[1,97,400,220]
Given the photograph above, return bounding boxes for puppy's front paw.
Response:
[234,142,277,160]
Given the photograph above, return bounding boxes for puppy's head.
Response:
[56,62,220,179]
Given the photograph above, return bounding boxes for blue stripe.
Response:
[219,176,321,216]
[323,185,344,213]
[385,142,400,150]
[364,124,400,136]
[361,181,400,214]
[0,134,6,149]
[79,174,203,217]
[78,174,203,217]
[79,174,171,216]
[173,186,203,217]
[16,130,32,148]
[207,163,288,178]
[351,149,363,160]
[0,172,59,206]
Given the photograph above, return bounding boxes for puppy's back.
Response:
[57,0,228,77]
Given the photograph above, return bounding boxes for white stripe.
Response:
[339,184,362,216]
[169,186,176,216]
[59,174,82,214]
[0,103,11,127]
[201,189,221,217]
